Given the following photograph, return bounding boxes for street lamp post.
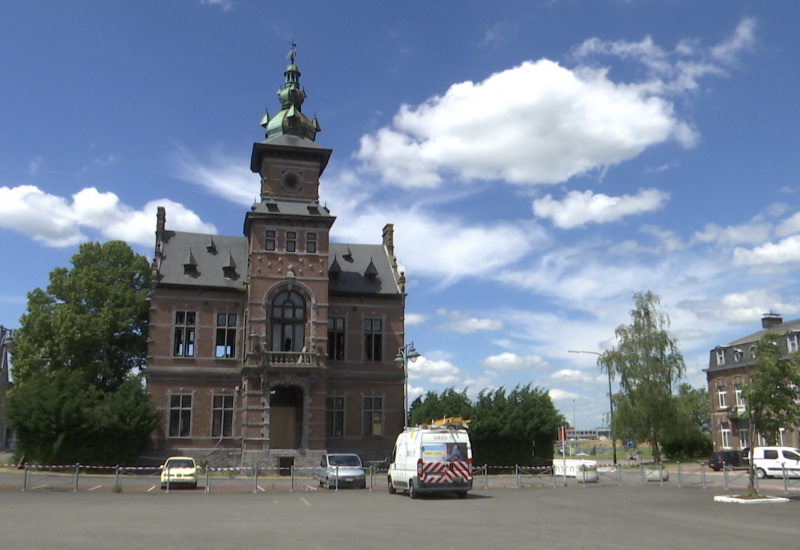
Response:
[0,325,15,452]
[395,342,421,429]
[569,349,616,465]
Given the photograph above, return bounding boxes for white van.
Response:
[387,418,473,499]
[751,446,800,479]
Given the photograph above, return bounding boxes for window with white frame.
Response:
[721,428,731,449]
[735,384,745,410]
[715,349,725,366]
[717,385,728,409]
[738,428,749,449]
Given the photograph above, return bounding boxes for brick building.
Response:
[706,313,800,452]
[144,53,407,469]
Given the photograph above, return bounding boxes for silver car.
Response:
[318,453,366,489]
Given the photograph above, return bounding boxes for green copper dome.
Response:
[260,46,320,143]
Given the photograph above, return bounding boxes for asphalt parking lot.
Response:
[0,471,798,550]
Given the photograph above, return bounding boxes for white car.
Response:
[318,453,366,489]
[751,446,800,479]
[160,456,198,489]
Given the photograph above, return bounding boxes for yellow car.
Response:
[160,456,198,489]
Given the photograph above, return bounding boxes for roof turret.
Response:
[260,44,321,143]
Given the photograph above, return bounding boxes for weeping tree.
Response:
[599,291,685,464]
[741,333,800,497]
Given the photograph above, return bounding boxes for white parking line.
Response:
[147,485,157,492]
[88,485,103,491]
[301,497,310,506]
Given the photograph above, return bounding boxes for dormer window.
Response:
[732,348,743,362]
[364,259,379,280]
[715,348,725,366]
[183,248,198,276]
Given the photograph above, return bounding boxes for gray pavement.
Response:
[0,470,798,550]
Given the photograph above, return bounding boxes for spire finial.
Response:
[287,42,297,64]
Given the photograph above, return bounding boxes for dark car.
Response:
[708,450,746,471]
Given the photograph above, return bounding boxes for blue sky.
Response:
[3,1,800,430]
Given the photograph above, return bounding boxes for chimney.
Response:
[761,313,783,329]
[382,223,394,257]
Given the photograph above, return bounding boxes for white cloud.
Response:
[0,185,216,248]
[548,388,580,402]
[532,188,669,229]
[691,221,772,246]
[173,147,258,207]
[437,309,503,334]
[776,211,800,237]
[547,368,604,385]
[404,313,426,326]
[408,356,461,385]
[480,352,547,373]
[732,235,800,267]
[356,59,694,189]
[677,290,797,324]
[200,0,233,11]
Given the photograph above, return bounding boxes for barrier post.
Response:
[114,465,120,488]
[483,464,488,490]
[782,464,789,496]
[700,463,707,490]
[676,462,682,488]
[369,465,373,492]
[515,465,520,489]
[581,464,586,488]
[552,466,557,489]
[616,463,622,486]
[290,465,295,493]
[165,465,170,493]
[723,464,730,491]
[74,463,80,492]
[205,468,210,493]
[253,464,259,494]
[334,465,339,492]
[22,463,28,492]
[639,464,645,485]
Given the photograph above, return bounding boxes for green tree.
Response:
[661,384,712,459]
[7,241,160,465]
[470,384,563,468]
[599,291,685,464]
[408,387,472,427]
[741,333,800,496]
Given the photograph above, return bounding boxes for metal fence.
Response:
[12,461,800,495]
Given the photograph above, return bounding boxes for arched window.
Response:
[271,291,306,352]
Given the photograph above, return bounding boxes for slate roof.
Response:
[155,231,400,296]
[723,318,800,347]
[155,231,249,288]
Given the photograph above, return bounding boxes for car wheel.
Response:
[387,476,396,494]
[408,479,419,499]
[711,465,720,471]
[756,468,767,479]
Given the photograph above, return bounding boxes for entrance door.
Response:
[270,387,302,449]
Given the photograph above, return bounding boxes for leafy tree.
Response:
[470,385,563,467]
[407,384,564,468]
[741,334,800,496]
[7,241,160,465]
[599,291,685,464]
[661,384,712,459]
[408,387,472,427]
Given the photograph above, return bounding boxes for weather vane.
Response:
[287,42,297,63]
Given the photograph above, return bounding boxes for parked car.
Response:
[160,456,198,489]
[751,446,800,479]
[708,450,746,471]
[318,453,366,489]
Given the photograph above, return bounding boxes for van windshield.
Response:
[329,455,362,467]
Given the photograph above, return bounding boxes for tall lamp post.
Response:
[395,342,420,429]
[569,349,616,465]
[0,325,15,452]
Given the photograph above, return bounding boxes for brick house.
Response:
[706,313,800,452]
[144,53,407,469]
